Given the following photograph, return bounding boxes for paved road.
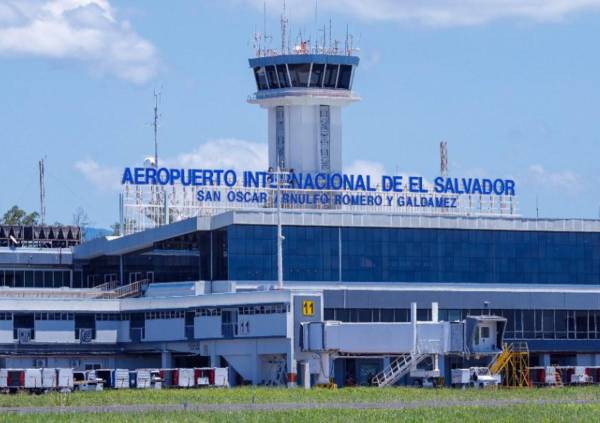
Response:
[3,398,600,414]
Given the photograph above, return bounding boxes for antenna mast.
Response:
[153,89,160,168]
[440,141,448,176]
[280,0,288,54]
[38,158,46,225]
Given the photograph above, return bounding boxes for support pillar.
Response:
[431,302,439,372]
[287,349,297,388]
[161,350,172,368]
[411,302,418,355]
[303,361,311,389]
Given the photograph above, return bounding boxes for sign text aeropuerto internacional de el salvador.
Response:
[121,167,516,210]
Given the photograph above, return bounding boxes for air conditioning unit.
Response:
[34,358,46,368]
[69,359,82,368]
[18,328,32,344]
[79,328,94,344]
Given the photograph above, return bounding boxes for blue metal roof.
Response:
[249,54,359,68]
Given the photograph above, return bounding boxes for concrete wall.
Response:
[195,316,221,339]
[0,321,13,344]
[95,321,120,343]
[34,320,75,343]
[145,318,185,341]
[4,355,116,370]
[117,321,130,343]
[236,314,287,338]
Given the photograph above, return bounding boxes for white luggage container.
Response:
[24,369,43,390]
[42,368,57,390]
[57,368,74,392]
[544,366,559,385]
[213,368,229,387]
[0,369,8,390]
[177,368,195,388]
[571,367,592,384]
[451,368,471,386]
[136,369,152,389]
[114,369,130,389]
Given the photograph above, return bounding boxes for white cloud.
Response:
[75,139,269,191]
[0,0,158,83]
[241,0,600,26]
[74,158,121,191]
[165,139,268,171]
[345,159,386,180]
[528,164,582,191]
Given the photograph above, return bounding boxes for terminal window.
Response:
[288,63,311,87]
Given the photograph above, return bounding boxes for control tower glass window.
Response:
[337,65,353,89]
[254,67,269,90]
[323,64,339,88]
[276,64,290,88]
[288,63,311,87]
[310,63,325,87]
[266,65,279,89]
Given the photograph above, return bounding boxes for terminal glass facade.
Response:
[75,224,600,286]
[222,225,600,285]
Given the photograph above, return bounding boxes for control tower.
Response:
[248,41,360,174]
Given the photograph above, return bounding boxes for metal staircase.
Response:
[489,343,513,375]
[489,342,530,387]
[372,354,427,387]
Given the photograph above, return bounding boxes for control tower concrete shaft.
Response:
[248,54,360,174]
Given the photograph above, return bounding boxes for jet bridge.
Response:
[301,303,505,357]
[300,303,506,387]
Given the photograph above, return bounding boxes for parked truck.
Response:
[451,367,501,388]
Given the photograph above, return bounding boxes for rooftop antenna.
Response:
[152,89,161,168]
[38,157,46,225]
[263,1,267,55]
[280,0,288,54]
[536,196,539,219]
[345,24,349,55]
[314,0,319,52]
[440,141,448,176]
[329,18,332,51]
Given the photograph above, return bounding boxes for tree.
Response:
[1,205,39,225]
[72,207,91,238]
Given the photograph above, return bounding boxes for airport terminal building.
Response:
[1,44,600,387]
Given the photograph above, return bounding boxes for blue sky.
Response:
[1,0,599,227]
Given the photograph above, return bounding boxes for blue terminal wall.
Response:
[224,225,600,285]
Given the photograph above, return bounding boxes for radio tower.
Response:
[440,141,448,176]
[38,158,46,225]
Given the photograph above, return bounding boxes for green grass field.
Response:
[1,385,600,408]
[3,403,600,422]
[2,386,600,422]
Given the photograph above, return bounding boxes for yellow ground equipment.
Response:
[489,342,530,387]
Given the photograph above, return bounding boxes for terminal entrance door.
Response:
[221,309,238,338]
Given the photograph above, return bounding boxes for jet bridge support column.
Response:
[411,302,417,354]
[287,345,297,387]
[432,302,440,374]
[161,349,172,368]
